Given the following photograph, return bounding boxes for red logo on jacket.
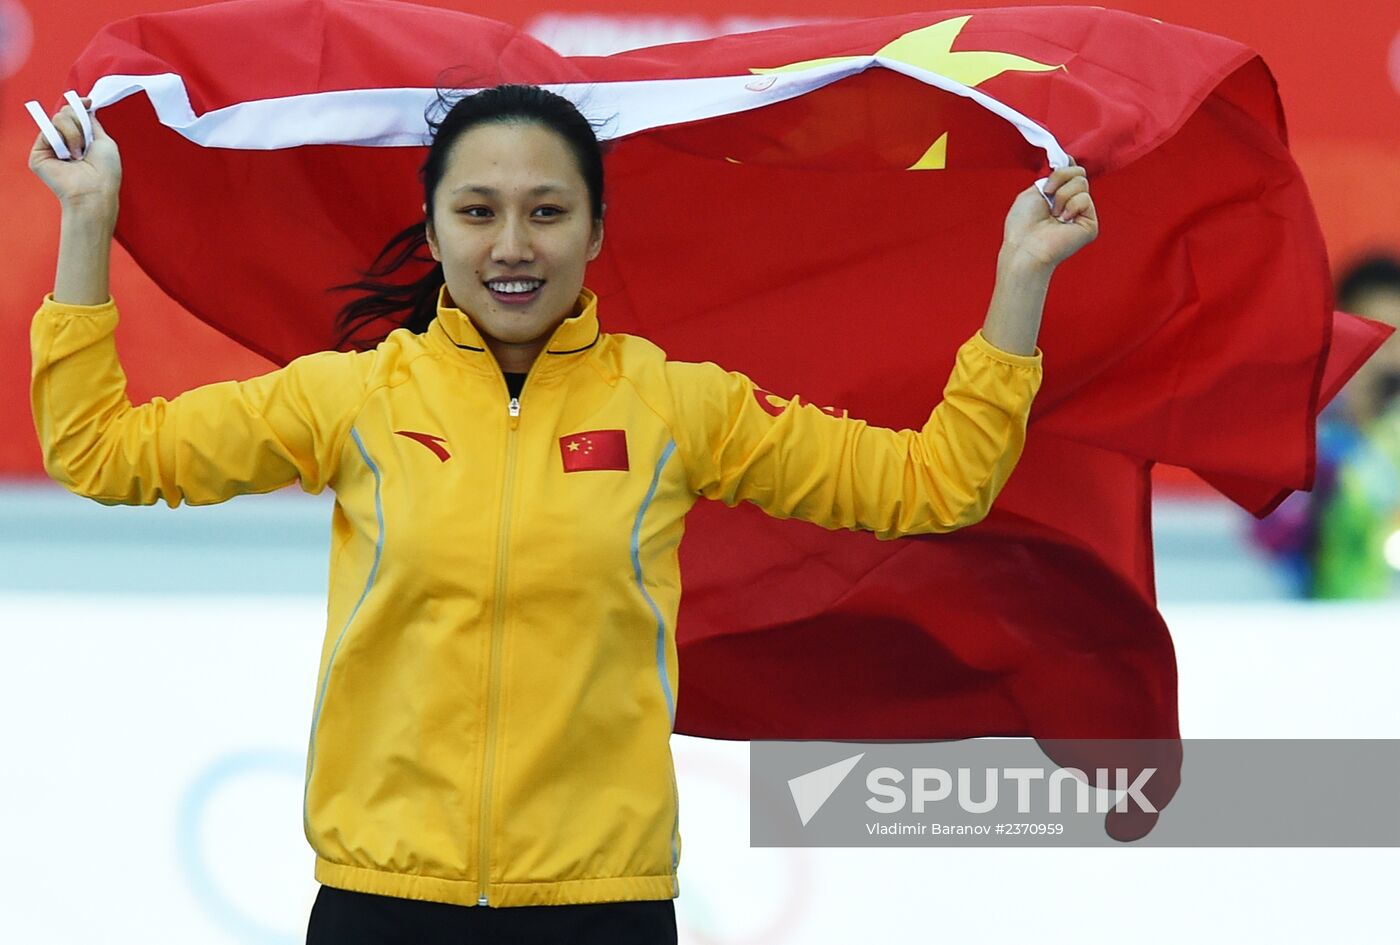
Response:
[394,430,451,462]
[560,430,628,472]
[753,387,847,419]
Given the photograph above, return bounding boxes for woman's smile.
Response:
[484,276,546,306]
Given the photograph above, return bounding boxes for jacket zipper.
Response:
[477,379,524,906]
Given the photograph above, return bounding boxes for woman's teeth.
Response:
[489,280,543,294]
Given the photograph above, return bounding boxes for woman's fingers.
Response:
[1047,167,1086,188]
[27,93,102,164]
[1061,191,1094,223]
[28,99,96,161]
[1043,164,1086,190]
[25,101,71,159]
[63,91,93,153]
[1036,162,1093,223]
[51,105,87,158]
[1046,178,1088,216]
[30,129,55,162]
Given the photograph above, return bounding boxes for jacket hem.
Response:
[315,857,679,907]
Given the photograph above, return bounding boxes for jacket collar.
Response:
[427,284,601,379]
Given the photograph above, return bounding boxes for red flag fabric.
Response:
[1200,308,1395,516]
[54,0,1394,832]
[560,430,630,473]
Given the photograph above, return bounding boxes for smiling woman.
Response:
[28,79,1083,944]
[423,122,604,373]
[333,84,607,377]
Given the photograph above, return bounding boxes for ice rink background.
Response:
[1,483,1396,942]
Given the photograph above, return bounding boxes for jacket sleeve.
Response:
[664,329,1043,539]
[30,294,370,507]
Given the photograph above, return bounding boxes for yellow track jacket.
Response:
[31,286,1043,907]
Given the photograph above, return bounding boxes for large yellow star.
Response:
[749,15,1063,170]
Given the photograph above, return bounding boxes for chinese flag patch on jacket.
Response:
[560,430,629,472]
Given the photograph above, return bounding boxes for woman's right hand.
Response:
[28,97,122,220]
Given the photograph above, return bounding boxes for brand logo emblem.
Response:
[393,430,451,462]
[753,387,846,419]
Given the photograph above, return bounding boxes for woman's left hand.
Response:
[1000,163,1099,271]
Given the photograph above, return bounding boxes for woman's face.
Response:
[425,121,603,370]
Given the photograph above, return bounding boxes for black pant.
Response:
[306,884,678,945]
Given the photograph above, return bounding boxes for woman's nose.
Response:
[492,217,534,264]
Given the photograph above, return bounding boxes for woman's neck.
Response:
[485,337,543,375]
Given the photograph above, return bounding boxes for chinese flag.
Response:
[61,0,1394,835]
[559,430,629,473]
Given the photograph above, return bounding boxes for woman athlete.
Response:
[29,84,1096,944]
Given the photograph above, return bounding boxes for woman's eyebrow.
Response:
[450,183,568,196]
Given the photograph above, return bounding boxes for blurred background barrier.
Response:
[1,574,1396,941]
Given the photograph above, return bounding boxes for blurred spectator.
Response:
[1250,252,1400,598]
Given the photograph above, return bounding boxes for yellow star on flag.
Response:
[749,15,1063,170]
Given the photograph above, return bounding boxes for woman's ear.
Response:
[587,217,605,262]
[423,210,441,262]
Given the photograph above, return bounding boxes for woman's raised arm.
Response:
[981,163,1097,355]
[29,97,119,307]
[29,99,371,507]
[666,166,1098,537]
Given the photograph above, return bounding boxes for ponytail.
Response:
[331,222,443,351]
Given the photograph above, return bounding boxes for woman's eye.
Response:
[456,207,561,219]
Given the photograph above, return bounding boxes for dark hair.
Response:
[1336,252,1400,312]
[331,84,607,350]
